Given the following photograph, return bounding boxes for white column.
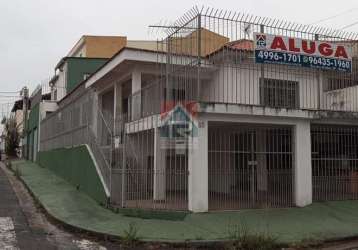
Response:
[188,118,208,212]
[131,68,141,120]
[294,120,312,207]
[91,91,99,137]
[256,130,267,195]
[153,127,166,200]
[113,82,123,134]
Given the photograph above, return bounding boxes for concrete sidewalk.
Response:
[11,160,358,243]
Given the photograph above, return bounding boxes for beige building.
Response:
[67,35,127,58]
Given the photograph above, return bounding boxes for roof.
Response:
[58,45,209,105]
[225,39,254,50]
[206,39,254,57]
[84,46,170,88]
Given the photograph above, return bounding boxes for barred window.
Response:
[260,78,299,109]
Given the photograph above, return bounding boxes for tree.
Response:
[3,117,20,157]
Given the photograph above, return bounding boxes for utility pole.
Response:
[21,86,29,159]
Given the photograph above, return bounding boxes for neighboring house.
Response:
[32,9,358,213]
[10,99,25,157]
[67,35,127,58]
[50,57,109,101]
[25,87,57,162]
[50,35,180,102]
[28,35,178,172]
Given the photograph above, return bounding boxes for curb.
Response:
[7,161,235,248]
[11,160,358,249]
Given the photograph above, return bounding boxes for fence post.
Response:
[315,34,321,110]
[260,24,265,106]
[121,128,126,207]
[197,13,202,102]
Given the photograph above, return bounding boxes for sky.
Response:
[1,0,358,104]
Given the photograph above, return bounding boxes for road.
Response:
[0,162,57,249]
[0,161,114,250]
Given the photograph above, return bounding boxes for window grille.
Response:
[260,78,299,109]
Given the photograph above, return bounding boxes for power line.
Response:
[341,20,358,30]
[308,8,358,25]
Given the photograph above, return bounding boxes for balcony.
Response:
[126,56,358,122]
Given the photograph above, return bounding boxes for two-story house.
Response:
[38,9,358,213]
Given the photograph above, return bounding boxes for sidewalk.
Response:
[0,162,56,249]
[11,160,358,243]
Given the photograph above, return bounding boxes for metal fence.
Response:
[208,123,294,210]
[38,7,358,212]
[312,124,358,201]
[40,89,189,210]
[110,115,189,210]
[39,89,113,193]
[118,8,358,210]
[126,7,358,122]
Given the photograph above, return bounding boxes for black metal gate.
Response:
[312,125,358,201]
[208,123,294,210]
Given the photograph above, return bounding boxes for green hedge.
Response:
[37,145,108,205]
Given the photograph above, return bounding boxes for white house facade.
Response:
[38,9,358,213]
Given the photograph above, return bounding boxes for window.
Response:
[260,78,299,109]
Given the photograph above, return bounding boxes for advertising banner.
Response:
[254,33,352,72]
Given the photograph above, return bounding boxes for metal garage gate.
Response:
[208,123,294,210]
[312,125,358,201]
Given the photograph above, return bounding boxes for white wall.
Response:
[52,64,67,101]
[294,120,312,206]
[201,113,313,209]
[188,118,208,212]
[37,101,58,154]
[322,85,358,111]
[201,63,319,110]
[39,101,58,121]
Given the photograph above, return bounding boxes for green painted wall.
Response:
[25,103,39,161]
[27,103,39,131]
[28,131,33,161]
[37,145,108,205]
[66,58,108,93]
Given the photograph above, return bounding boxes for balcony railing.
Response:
[127,58,358,122]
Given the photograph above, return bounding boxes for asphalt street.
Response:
[0,163,57,249]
